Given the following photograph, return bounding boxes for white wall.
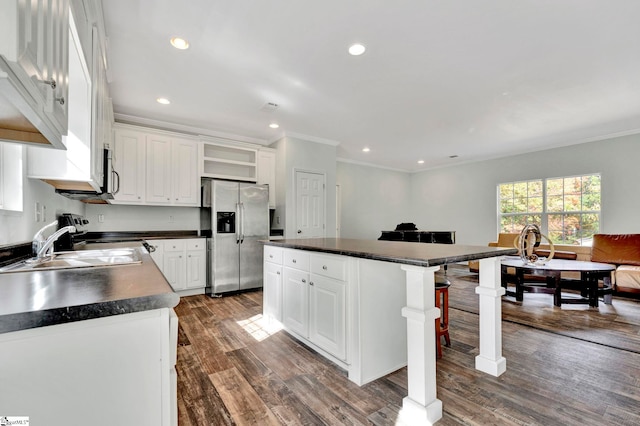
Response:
[410,134,640,245]
[272,136,337,239]
[84,204,200,232]
[0,147,85,246]
[336,161,412,240]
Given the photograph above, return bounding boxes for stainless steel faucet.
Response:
[32,221,76,259]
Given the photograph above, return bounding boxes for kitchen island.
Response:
[0,242,179,426]
[262,238,516,425]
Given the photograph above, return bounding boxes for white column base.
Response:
[475,354,507,376]
[398,396,443,425]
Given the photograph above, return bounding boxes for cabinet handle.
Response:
[301,279,306,283]
[322,265,328,270]
[292,259,297,263]
[42,79,57,89]
[269,254,273,258]
[310,281,314,286]
[167,198,170,201]
[56,97,65,105]
[276,271,280,275]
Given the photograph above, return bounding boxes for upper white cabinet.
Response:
[112,124,199,206]
[27,13,104,191]
[257,148,276,208]
[201,138,257,182]
[0,0,70,148]
[146,135,199,206]
[112,127,145,203]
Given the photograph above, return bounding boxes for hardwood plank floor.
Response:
[175,267,640,425]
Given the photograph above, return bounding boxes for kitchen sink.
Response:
[0,248,142,273]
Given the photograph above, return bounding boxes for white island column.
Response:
[475,256,507,376]
[399,256,506,425]
[399,264,443,425]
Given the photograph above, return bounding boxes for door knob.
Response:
[297,229,302,234]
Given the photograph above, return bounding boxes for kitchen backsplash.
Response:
[84,204,201,232]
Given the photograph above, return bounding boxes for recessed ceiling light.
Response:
[170,37,189,50]
[269,123,279,129]
[362,147,370,152]
[418,160,425,164]
[156,97,170,105]
[348,43,366,56]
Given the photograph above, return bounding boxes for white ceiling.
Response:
[101,0,640,171]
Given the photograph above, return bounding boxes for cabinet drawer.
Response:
[311,254,347,281]
[187,239,205,251]
[164,240,186,252]
[284,249,310,270]
[264,245,283,264]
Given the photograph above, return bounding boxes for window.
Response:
[498,174,600,245]
[0,142,24,212]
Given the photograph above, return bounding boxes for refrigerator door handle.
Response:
[235,202,240,244]
[240,202,245,243]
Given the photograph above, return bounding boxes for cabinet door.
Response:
[186,248,206,289]
[17,0,48,103]
[257,150,276,208]
[172,139,199,206]
[44,0,69,133]
[282,267,309,337]
[145,240,164,267]
[113,129,145,203]
[309,274,346,360]
[145,134,172,204]
[90,26,106,186]
[163,251,186,291]
[264,262,283,322]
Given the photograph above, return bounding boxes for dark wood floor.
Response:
[174,265,640,425]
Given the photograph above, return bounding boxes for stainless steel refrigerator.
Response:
[202,179,269,295]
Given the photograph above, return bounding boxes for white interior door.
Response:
[295,171,325,238]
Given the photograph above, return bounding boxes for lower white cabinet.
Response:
[263,261,283,322]
[0,308,178,426]
[309,274,346,360]
[265,247,346,362]
[146,238,206,293]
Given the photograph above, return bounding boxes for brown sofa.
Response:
[470,233,640,294]
[591,234,640,294]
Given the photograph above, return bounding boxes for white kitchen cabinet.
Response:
[146,133,173,204]
[163,240,187,291]
[27,14,102,191]
[263,245,284,322]
[0,308,177,426]
[309,274,346,360]
[113,124,199,206]
[257,148,276,208]
[147,238,207,294]
[282,266,309,337]
[185,239,206,289]
[0,0,70,148]
[276,248,347,361]
[146,135,199,206]
[201,138,257,182]
[113,127,146,203]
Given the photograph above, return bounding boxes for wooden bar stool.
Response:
[435,276,451,358]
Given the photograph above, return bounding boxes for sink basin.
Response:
[0,248,142,273]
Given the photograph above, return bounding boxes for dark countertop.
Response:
[0,242,180,334]
[82,230,203,243]
[263,238,517,267]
